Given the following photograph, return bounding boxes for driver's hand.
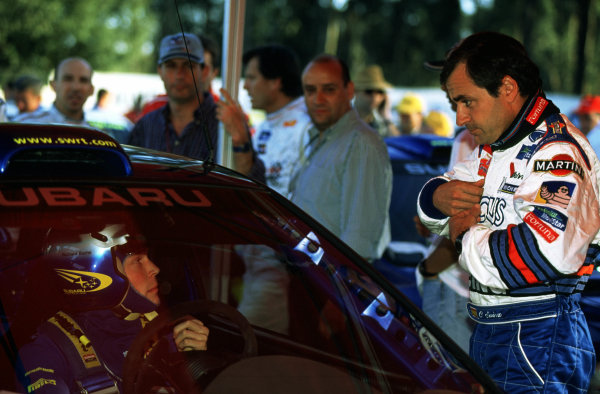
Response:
[173,317,209,351]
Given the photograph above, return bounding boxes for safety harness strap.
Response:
[38,311,118,394]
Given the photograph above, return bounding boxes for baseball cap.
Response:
[158,33,204,65]
[425,111,453,137]
[575,95,600,115]
[397,93,424,115]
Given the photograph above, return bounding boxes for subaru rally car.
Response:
[0,123,500,393]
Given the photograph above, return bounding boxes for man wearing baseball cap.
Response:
[396,92,428,135]
[129,32,265,181]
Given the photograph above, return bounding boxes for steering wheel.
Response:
[122,300,258,394]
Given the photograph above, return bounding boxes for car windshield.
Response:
[0,174,485,393]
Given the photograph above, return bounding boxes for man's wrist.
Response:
[232,141,252,153]
[418,259,437,278]
[454,231,467,254]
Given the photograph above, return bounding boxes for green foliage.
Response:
[0,0,155,84]
[1,0,598,94]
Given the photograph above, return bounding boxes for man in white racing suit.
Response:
[417,32,600,393]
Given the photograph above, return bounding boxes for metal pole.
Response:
[217,0,246,169]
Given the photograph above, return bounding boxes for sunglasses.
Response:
[364,89,385,95]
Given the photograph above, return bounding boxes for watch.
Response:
[454,231,467,254]
[417,259,437,278]
[232,141,252,153]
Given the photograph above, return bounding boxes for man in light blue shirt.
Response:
[289,55,392,261]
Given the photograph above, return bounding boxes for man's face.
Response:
[445,62,512,145]
[243,57,279,113]
[15,89,41,113]
[123,253,160,305]
[399,112,423,134]
[577,112,600,135]
[51,59,94,118]
[354,89,385,113]
[158,58,207,104]
[302,61,353,132]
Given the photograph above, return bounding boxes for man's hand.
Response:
[433,179,484,217]
[215,88,254,176]
[173,317,209,351]
[413,215,431,238]
[449,204,480,243]
[216,88,249,146]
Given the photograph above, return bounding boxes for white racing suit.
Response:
[253,97,311,196]
[418,92,600,392]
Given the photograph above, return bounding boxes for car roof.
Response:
[1,122,265,190]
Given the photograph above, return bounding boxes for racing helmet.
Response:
[44,224,157,315]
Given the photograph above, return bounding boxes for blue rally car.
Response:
[0,123,500,393]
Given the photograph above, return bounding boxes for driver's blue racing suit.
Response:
[18,309,149,393]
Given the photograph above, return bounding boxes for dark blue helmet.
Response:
[45,224,156,315]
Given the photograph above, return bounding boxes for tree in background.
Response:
[0,0,155,83]
[1,0,599,95]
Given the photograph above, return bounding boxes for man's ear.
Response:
[50,80,57,93]
[347,81,355,100]
[502,75,519,101]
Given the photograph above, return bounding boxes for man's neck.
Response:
[55,103,84,121]
[168,99,200,136]
[265,95,295,115]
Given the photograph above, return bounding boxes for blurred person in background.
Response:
[424,110,453,138]
[12,74,44,119]
[228,44,311,195]
[138,34,221,120]
[289,54,392,261]
[93,88,113,110]
[2,78,19,120]
[16,57,133,143]
[129,32,264,180]
[397,92,429,135]
[575,95,600,155]
[353,65,399,138]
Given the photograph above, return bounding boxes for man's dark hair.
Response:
[199,35,220,69]
[97,88,108,102]
[14,75,43,95]
[305,54,351,87]
[243,45,303,98]
[440,31,542,98]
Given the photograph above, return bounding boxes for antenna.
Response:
[172,0,216,171]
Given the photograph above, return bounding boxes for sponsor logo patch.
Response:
[500,182,519,194]
[529,129,546,142]
[283,120,297,127]
[532,206,568,231]
[258,130,271,141]
[524,212,559,243]
[533,154,584,179]
[526,97,548,125]
[534,181,575,209]
[516,145,534,160]
[55,269,113,294]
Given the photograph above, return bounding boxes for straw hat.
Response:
[353,65,392,91]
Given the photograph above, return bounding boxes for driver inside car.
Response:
[17,225,209,393]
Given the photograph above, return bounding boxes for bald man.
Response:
[17,57,133,143]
